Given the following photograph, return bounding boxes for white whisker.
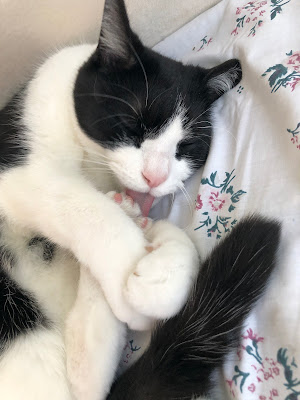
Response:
[110,82,142,109]
[75,93,139,116]
[90,113,135,127]
[148,87,173,110]
[129,43,149,107]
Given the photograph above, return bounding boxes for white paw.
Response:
[106,191,153,232]
[124,220,199,320]
[106,191,141,218]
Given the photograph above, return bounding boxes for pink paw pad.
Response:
[141,217,148,229]
[114,193,123,204]
[145,245,154,253]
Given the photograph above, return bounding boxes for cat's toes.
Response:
[107,191,141,218]
[124,243,198,320]
[135,216,153,232]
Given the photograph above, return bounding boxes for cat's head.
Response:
[74,0,242,209]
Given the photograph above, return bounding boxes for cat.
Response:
[107,216,280,400]
[0,0,243,398]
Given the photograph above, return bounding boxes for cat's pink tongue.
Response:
[125,189,155,217]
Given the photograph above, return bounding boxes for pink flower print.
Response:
[257,376,263,382]
[226,381,236,398]
[272,366,280,376]
[246,17,251,23]
[208,38,213,45]
[242,328,264,343]
[287,77,300,92]
[226,380,234,389]
[209,191,226,212]
[248,383,256,393]
[237,350,242,361]
[236,7,242,14]
[259,10,266,16]
[231,27,238,36]
[259,396,267,400]
[253,16,258,21]
[291,136,299,144]
[288,51,300,67]
[271,389,278,396]
[195,194,203,210]
[264,371,273,380]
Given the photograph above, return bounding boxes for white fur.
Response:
[207,66,241,95]
[0,329,73,400]
[0,44,198,399]
[107,115,192,196]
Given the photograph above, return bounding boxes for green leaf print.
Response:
[262,64,288,87]
[195,171,247,239]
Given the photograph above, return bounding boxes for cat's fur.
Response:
[107,216,280,400]
[0,0,253,398]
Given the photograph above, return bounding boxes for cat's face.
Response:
[74,0,242,204]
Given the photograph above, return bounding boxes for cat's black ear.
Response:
[205,59,242,102]
[95,0,138,69]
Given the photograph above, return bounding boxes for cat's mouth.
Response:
[125,189,155,217]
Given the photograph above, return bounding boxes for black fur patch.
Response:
[28,236,56,263]
[108,216,280,399]
[0,92,28,170]
[0,249,47,352]
[74,0,242,171]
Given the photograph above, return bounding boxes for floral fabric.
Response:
[123,1,300,398]
[154,1,300,399]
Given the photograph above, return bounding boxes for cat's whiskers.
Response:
[90,113,136,127]
[179,184,193,219]
[129,43,149,107]
[81,167,115,175]
[189,107,214,127]
[75,93,139,116]
[110,82,142,111]
[148,87,173,110]
[55,155,112,169]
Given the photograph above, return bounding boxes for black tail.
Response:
[107,216,280,400]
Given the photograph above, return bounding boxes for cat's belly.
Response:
[0,218,80,327]
[0,218,79,398]
[0,328,74,400]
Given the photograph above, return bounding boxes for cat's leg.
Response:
[0,165,151,330]
[107,191,199,321]
[0,328,73,400]
[65,266,126,400]
[125,220,200,320]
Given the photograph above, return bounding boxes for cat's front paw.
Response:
[106,191,153,232]
[124,220,199,321]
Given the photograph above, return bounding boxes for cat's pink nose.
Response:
[142,171,168,188]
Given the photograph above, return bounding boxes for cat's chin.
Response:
[125,189,155,217]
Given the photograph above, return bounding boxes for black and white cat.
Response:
[0,0,261,398]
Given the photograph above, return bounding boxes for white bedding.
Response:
[122,1,300,398]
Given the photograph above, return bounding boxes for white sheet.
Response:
[122,1,300,398]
